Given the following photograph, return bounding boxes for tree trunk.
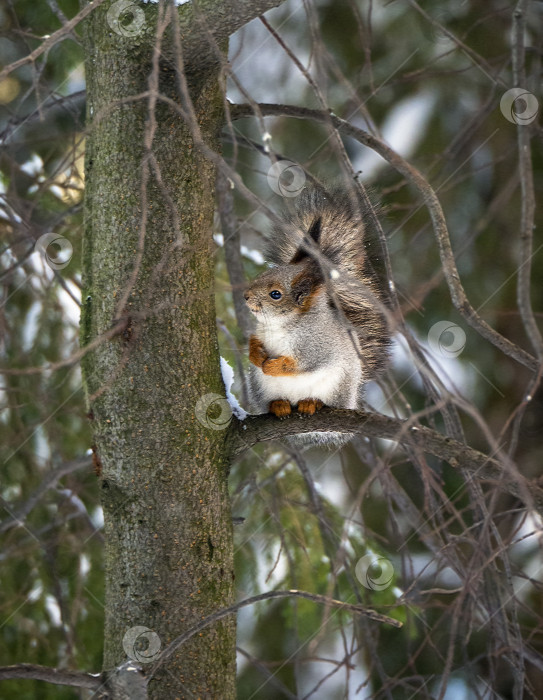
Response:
[81,3,240,697]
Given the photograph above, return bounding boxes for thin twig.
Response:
[0,0,108,83]
[216,171,253,340]
[148,588,402,678]
[512,0,543,361]
[0,457,91,533]
[0,664,101,690]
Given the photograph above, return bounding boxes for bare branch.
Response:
[216,171,253,340]
[406,0,508,88]
[511,0,543,360]
[0,0,108,83]
[0,663,101,690]
[227,408,543,515]
[149,588,402,678]
[177,0,288,64]
[0,319,128,375]
[0,457,91,534]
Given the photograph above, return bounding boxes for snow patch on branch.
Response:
[220,357,247,420]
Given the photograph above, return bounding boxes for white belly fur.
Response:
[258,365,360,408]
[254,319,362,410]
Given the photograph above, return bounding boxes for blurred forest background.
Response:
[1,0,542,698]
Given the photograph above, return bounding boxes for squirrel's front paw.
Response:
[261,355,298,376]
[297,399,324,416]
[269,400,292,417]
[249,335,268,368]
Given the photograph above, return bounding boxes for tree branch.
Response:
[216,171,252,340]
[0,319,129,375]
[0,457,91,534]
[176,0,287,72]
[511,0,543,361]
[179,0,285,47]
[0,664,101,690]
[149,588,401,678]
[227,408,543,515]
[0,0,108,83]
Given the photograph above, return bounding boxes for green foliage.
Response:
[0,2,99,695]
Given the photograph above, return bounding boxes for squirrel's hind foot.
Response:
[297,399,324,416]
[269,399,292,417]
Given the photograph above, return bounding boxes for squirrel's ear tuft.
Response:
[307,216,322,245]
[289,217,322,264]
[292,265,323,307]
[292,276,313,304]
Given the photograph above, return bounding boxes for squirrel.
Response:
[244,184,391,446]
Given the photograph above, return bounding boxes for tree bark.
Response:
[80,1,284,696]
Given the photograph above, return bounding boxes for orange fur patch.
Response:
[297,399,324,415]
[298,286,322,313]
[291,269,323,313]
[269,399,292,417]
[262,355,299,376]
[249,335,268,368]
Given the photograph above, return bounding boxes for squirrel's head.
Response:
[244,262,324,320]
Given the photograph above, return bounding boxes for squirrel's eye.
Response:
[269,290,282,300]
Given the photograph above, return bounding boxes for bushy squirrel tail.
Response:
[266,184,391,378]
